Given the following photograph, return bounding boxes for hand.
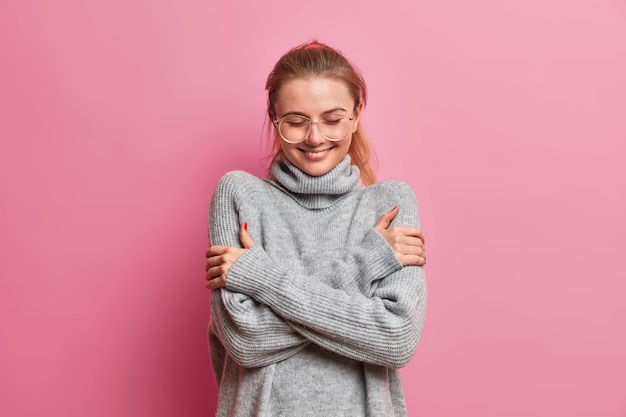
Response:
[374,206,426,266]
[205,222,255,290]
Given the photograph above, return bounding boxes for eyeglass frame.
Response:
[272,114,356,144]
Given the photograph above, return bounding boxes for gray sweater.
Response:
[208,155,427,417]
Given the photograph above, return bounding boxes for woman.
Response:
[205,40,427,417]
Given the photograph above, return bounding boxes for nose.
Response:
[304,120,326,146]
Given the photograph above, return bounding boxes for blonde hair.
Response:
[265,40,377,185]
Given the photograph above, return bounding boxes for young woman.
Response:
[205,40,427,417]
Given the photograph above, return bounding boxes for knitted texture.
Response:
[208,155,427,417]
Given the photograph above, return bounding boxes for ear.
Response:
[352,102,364,133]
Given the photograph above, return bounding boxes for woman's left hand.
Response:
[374,206,426,266]
[205,222,255,290]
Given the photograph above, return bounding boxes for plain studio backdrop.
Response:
[1,0,625,416]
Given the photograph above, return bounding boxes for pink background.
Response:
[2,0,625,415]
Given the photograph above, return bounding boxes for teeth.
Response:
[306,150,328,157]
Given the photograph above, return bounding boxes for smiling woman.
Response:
[205,40,428,417]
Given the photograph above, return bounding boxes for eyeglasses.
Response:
[273,114,356,144]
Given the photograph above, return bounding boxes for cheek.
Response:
[280,142,292,154]
[280,143,300,161]
[342,137,353,153]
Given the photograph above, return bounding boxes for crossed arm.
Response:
[206,205,426,290]
[206,184,427,368]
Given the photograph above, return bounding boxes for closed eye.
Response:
[286,121,308,127]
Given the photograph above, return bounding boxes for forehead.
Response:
[274,77,353,115]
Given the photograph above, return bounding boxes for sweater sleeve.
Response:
[314,227,404,295]
[225,181,427,368]
[209,172,310,368]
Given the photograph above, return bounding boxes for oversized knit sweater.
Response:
[208,155,427,417]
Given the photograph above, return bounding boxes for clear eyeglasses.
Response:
[273,114,356,144]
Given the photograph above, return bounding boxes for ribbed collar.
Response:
[268,154,362,209]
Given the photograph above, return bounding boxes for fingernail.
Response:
[243,222,248,231]
[391,205,398,211]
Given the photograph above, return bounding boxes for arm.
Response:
[309,207,426,295]
[208,172,310,368]
[222,181,427,368]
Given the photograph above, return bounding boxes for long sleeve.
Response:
[209,172,309,367]
[224,181,427,368]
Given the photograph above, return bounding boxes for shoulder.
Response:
[216,170,261,188]
[214,170,265,195]
[364,180,420,226]
[366,179,417,206]
[211,170,268,207]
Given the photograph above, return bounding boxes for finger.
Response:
[397,254,426,267]
[396,243,425,257]
[204,252,229,271]
[205,255,224,270]
[403,236,425,250]
[239,222,255,249]
[408,227,425,243]
[374,205,399,231]
[206,275,226,290]
[206,253,224,271]
[206,264,229,281]
[206,246,230,257]
[414,255,427,266]
[390,226,424,241]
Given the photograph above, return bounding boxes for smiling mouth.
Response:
[306,149,328,155]
[299,148,333,161]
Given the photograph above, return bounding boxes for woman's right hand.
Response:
[374,206,426,266]
[205,222,255,290]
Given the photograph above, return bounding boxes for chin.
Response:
[302,167,332,177]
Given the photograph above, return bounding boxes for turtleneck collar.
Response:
[268,154,362,209]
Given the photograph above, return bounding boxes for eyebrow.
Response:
[279,107,348,118]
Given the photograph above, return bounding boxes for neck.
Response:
[269,155,361,209]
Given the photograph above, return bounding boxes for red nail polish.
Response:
[243,222,248,231]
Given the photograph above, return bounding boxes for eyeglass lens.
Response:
[278,115,351,143]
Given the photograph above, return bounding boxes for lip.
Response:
[299,147,333,161]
